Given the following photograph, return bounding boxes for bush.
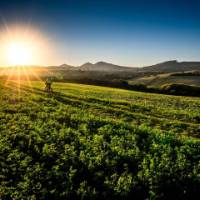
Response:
[130,83,147,91]
[161,83,200,96]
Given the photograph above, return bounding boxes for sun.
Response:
[0,24,58,66]
[6,41,33,66]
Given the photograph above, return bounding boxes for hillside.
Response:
[0,80,200,199]
[141,60,200,72]
[1,60,200,73]
[1,60,200,89]
[78,61,137,71]
[54,60,200,73]
[129,73,200,87]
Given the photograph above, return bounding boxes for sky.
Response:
[0,0,200,66]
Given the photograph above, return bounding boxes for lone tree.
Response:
[45,78,53,93]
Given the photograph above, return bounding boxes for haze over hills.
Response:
[78,61,138,71]
[1,60,200,88]
[1,60,200,73]
[49,60,200,73]
[141,60,200,72]
[52,60,200,87]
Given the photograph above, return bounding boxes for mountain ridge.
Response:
[55,60,200,73]
[78,61,137,71]
[141,60,200,72]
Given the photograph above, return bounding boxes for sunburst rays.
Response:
[0,22,58,95]
[0,22,56,67]
[1,66,48,97]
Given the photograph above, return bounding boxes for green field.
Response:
[129,74,200,87]
[0,81,200,199]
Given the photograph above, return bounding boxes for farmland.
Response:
[0,80,200,199]
[129,73,200,87]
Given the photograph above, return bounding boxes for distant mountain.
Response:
[141,60,200,72]
[59,64,75,70]
[79,62,94,70]
[78,61,138,72]
[50,64,75,70]
[47,60,200,73]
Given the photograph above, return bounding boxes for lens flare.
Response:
[5,41,33,66]
[0,23,57,95]
[0,23,57,66]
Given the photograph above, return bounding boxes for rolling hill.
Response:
[141,60,200,72]
[78,61,138,71]
[0,80,200,199]
[129,72,200,87]
[52,60,200,73]
[1,60,200,88]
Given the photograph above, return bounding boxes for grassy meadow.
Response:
[0,80,200,199]
[129,74,200,87]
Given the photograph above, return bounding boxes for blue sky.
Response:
[0,0,200,66]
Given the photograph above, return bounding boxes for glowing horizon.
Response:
[0,1,200,67]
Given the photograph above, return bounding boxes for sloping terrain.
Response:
[1,61,200,88]
[141,60,200,72]
[129,73,200,87]
[0,81,200,199]
[78,61,137,71]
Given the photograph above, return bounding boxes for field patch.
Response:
[0,81,200,199]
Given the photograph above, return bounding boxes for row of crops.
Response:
[0,81,200,199]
